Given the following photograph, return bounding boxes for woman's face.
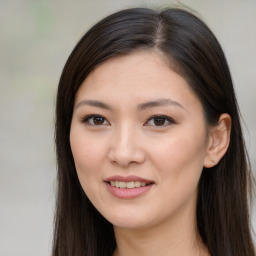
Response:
[70,52,211,230]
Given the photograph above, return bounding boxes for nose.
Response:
[108,125,146,168]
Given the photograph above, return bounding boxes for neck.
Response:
[113,199,209,256]
[114,227,207,256]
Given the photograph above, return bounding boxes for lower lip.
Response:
[105,182,153,199]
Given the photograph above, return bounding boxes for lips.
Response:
[105,175,154,183]
[109,180,147,189]
[104,175,154,199]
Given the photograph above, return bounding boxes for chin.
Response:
[102,209,157,230]
[112,219,151,230]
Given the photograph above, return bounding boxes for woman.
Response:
[53,7,255,256]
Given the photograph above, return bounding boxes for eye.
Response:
[81,114,109,126]
[145,115,175,127]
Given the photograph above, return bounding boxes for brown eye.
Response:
[153,117,165,126]
[93,116,105,125]
[145,115,175,127]
[82,115,109,126]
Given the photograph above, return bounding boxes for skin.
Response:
[70,51,231,256]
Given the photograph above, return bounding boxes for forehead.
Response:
[75,51,201,112]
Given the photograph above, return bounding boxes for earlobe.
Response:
[204,113,232,168]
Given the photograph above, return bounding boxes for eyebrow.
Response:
[137,98,186,110]
[75,98,186,111]
[76,100,113,110]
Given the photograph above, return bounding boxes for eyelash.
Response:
[81,114,109,126]
[145,115,175,127]
[81,114,175,127]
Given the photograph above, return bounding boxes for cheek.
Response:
[69,128,109,206]
[149,127,207,184]
[69,127,107,179]
[147,133,207,216]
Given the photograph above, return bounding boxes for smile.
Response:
[109,181,147,188]
[104,175,154,199]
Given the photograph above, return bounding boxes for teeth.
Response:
[127,181,134,188]
[135,181,140,187]
[109,181,148,188]
[120,182,126,188]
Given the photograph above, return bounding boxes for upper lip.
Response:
[104,175,154,184]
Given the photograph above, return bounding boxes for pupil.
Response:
[94,117,104,125]
[154,118,165,126]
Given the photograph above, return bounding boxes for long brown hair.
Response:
[53,7,255,256]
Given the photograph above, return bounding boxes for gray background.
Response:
[0,0,255,255]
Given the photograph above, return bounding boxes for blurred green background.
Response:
[0,0,255,255]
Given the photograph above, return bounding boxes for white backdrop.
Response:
[0,0,255,255]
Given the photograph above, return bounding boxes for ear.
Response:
[204,113,232,168]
